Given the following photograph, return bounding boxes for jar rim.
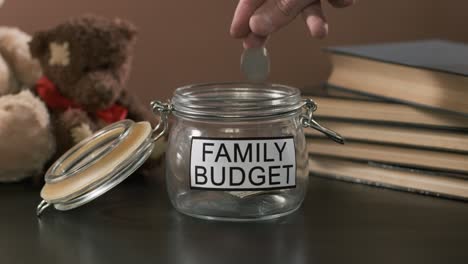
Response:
[171,82,303,119]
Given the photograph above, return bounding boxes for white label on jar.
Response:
[190,137,296,190]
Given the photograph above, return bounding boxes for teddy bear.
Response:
[29,14,165,179]
[0,26,55,182]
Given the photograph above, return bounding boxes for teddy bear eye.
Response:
[97,63,110,69]
[82,63,109,73]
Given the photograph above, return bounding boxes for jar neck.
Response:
[171,82,303,119]
[172,108,303,122]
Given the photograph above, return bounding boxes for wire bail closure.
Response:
[300,99,345,144]
[150,99,343,144]
[150,100,173,143]
[37,200,51,216]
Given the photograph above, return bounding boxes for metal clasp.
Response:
[150,100,173,142]
[300,99,345,144]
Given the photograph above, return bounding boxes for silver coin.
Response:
[240,47,270,82]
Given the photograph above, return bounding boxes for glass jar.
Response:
[155,83,343,221]
[36,82,343,221]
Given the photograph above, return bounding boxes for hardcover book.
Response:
[309,156,468,200]
[325,40,468,115]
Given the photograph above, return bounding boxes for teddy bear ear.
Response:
[113,18,137,41]
[29,31,49,59]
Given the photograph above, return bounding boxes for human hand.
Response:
[230,0,355,48]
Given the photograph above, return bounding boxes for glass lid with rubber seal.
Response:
[36,118,164,217]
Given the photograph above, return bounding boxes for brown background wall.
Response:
[1,1,467,102]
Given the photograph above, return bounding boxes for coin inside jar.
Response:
[240,47,270,82]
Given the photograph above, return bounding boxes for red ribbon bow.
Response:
[36,77,128,124]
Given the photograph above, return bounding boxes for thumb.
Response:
[243,33,269,49]
[249,0,315,36]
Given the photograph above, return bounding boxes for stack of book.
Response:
[307,40,468,200]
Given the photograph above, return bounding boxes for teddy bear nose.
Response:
[92,84,112,101]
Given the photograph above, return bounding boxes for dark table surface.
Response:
[1,176,467,264]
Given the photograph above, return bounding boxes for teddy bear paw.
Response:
[0,90,54,182]
[71,123,93,144]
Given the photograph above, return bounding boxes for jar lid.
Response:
[36,119,157,216]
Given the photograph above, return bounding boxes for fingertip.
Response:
[243,41,254,49]
[230,22,249,38]
[243,40,262,49]
[302,3,328,39]
[249,14,273,37]
[230,28,237,38]
[306,19,328,39]
[231,0,267,39]
[230,28,242,39]
[242,33,267,49]
[315,23,328,39]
